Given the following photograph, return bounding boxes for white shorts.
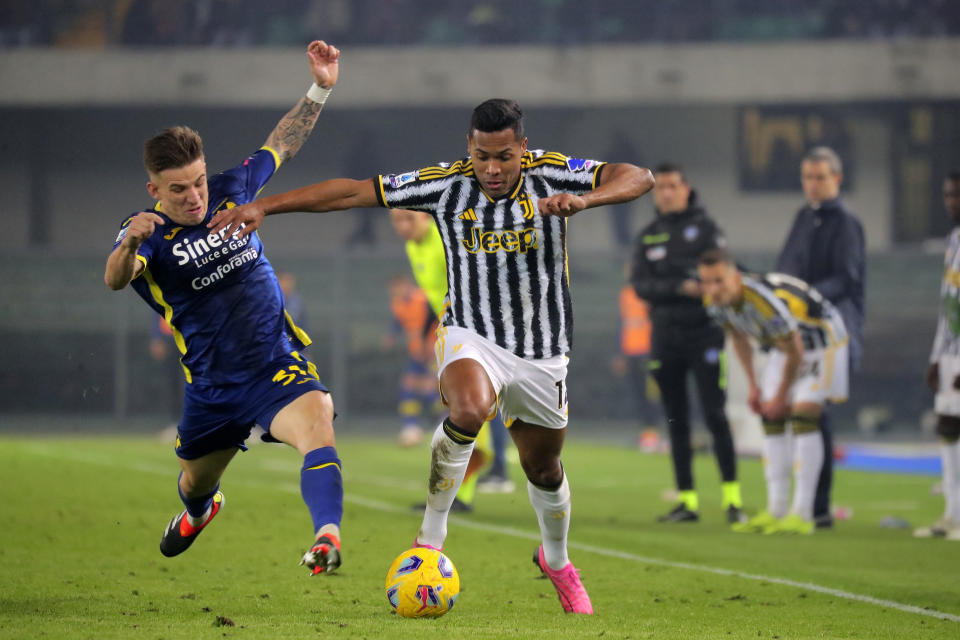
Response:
[435,325,569,429]
[761,343,848,406]
[935,356,960,417]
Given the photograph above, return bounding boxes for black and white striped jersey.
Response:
[930,227,960,362]
[707,272,848,351]
[375,149,606,359]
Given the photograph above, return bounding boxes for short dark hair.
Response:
[654,162,687,181]
[469,99,524,140]
[144,126,204,175]
[947,169,960,183]
[698,247,735,268]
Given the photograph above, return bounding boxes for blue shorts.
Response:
[175,352,329,460]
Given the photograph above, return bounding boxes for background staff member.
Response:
[775,146,865,529]
[630,163,744,524]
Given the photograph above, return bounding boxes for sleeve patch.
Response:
[566,158,597,172]
[388,171,419,188]
[115,227,129,244]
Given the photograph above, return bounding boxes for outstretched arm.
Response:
[539,162,654,217]
[263,40,340,167]
[208,177,381,238]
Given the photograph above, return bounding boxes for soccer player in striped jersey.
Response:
[210,99,654,614]
[697,248,848,535]
[104,41,346,575]
[918,170,960,540]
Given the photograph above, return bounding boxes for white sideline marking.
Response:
[344,494,960,623]
[21,445,960,623]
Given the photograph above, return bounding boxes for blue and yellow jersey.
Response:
[111,147,310,386]
[708,272,847,351]
[405,223,447,318]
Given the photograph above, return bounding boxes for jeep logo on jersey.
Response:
[461,226,539,254]
[565,157,595,172]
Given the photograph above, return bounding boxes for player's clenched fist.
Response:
[538,193,586,218]
[122,212,165,249]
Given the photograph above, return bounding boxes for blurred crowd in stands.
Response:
[2,0,959,49]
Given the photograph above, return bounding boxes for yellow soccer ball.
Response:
[385,547,460,618]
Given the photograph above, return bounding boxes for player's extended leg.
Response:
[691,346,744,523]
[915,415,960,538]
[268,389,343,574]
[512,420,592,615]
[160,447,236,557]
[415,358,495,550]
[651,355,698,521]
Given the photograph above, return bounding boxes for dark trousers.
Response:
[815,410,833,519]
[651,325,737,492]
[627,355,661,426]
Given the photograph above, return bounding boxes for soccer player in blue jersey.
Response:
[104,40,345,575]
[209,99,654,614]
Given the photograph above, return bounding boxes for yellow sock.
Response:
[457,473,478,505]
[722,481,743,508]
[679,490,699,511]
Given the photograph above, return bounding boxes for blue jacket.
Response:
[775,197,865,371]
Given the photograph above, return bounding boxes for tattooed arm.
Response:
[263,40,340,167]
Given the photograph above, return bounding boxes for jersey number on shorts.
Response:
[272,364,319,386]
[555,379,567,409]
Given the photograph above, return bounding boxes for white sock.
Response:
[763,434,791,518]
[942,439,960,523]
[791,431,824,522]
[528,474,571,571]
[416,422,474,549]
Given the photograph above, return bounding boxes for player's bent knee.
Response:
[448,402,494,433]
[270,391,336,453]
[519,457,563,489]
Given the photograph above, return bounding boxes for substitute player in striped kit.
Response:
[209,99,654,614]
[697,248,848,536]
[918,169,960,540]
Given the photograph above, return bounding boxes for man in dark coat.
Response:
[775,146,865,529]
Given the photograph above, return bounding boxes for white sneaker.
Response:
[913,517,959,538]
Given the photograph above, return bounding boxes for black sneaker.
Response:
[814,513,835,529]
[411,497,474,513]
[726,505,749,524]
[300,534,341,575]
[657,503,699,523]
[159,491,224,557]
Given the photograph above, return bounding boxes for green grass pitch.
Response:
[1,432,958,639]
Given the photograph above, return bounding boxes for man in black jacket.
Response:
[631,163,745,524]
[775,146,865,529]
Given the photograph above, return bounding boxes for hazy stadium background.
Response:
[1,1,959,447]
